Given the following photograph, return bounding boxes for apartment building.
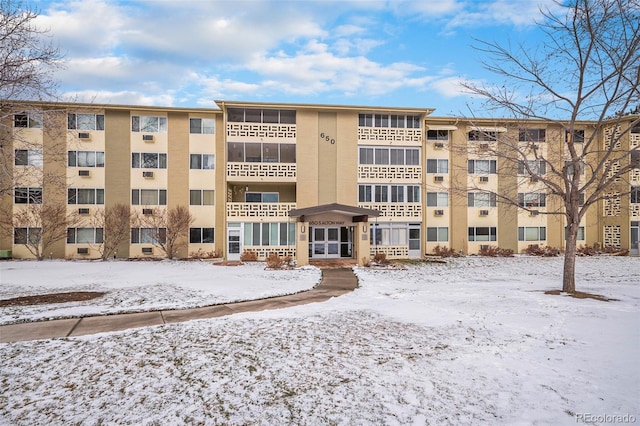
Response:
[1,100,638,264]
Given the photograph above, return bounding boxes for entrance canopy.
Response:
[288,203,380,223]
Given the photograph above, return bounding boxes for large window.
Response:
[227,108,296,124]
[468,192,496,207]
[427,130,449,140]
[565,160,586,176]
[132,152,167,169]
[190,190,215,206]
[519,129,546,142]
[358,185,420,203]
[426,192,448,207]
[14,187,42,204]
[14,113,42,128]
[14,227,41,244]
[358,114,420,129]
[468,227,497,242]
[426,227,449,242]
[189,118,215,134]
[68,188,105,205]
[14,149,43,166]
[468,131,497,141]
[189,228,215,244]
[67,228,104,244]
[227,142,296,163]
[190,154,215,169]
[565,226,585,240]
[68,113,105,131]
[243,223,295,246]
[245,192,279,203]
[68,151,105,167]
[131,189,167,205]
[358,147,420,166]
[131,228,165,244]
[518,192,546,207]
[468,159,496,174]
[518,227,546,241]
[426,159,448,173]
[132,116,167,133]
[518,160,546,175]
[566,129,585,143]
[370,223,411,246]
[631,187,640,204]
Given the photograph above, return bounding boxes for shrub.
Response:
[578,244,628,256]
[432,245,460,258]
[372,252,388,265]
[479,245,514,257]
[189,248,223,259]
[524,244,561,257]
[265,253,285,269]
[240,250,258,262]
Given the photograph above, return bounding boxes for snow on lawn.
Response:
[0,260,321,324]
[1,256,639,425]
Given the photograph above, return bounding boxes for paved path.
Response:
[0,268,358,343]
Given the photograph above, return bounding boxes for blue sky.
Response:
[34,0,561,115]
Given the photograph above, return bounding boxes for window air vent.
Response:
[434,209,444,216]
[142,247,154,254]
[530,177,539,183]
[479,209,489,216]
[78,170,90,177]
[434,142,444,149]
[529,210,539,216]
[142,134,154,142]
[77,247,89,254]
[78,132,91,140]
[480,244,489,250]
[434,175,444,183]
[479,176,489,183]
[78,208,90,215]
[142,171,154,178]
[479,143,489,150]
[142,208,154,215]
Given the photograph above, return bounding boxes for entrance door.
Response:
[408,224,421,258]
[227,228,241,261]
[310,227,351,259]
[632,222,639,255]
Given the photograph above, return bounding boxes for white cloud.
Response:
[62,89,176,107]
[446,0,564,29]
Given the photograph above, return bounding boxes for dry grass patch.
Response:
[544,290,619,302]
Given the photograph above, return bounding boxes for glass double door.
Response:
[310,227,352,259]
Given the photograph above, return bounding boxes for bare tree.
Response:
[136,206,194,259]
[461,0,639,292]
[90,204,133,260]
[0,202,81,260]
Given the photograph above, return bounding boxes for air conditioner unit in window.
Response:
[434,209,444,216]
[529,210,539,216]
[142,171,154,178]
[77,247,89,255]
[141,247,154,255]
[78,170,90,177]
[434,175,444,182]
[434,142,444,149]
[530,176,539,183]
[142,134,154,142]
[480,244,489,250]
[479,143,489,150]
[479,209,489,216]
[479,176,489,183]
[78,208,90,215]
[78,132,91,140]
[142,208,154,215]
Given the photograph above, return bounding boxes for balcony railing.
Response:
[227,202,296,219]
[227,123,296,141]
[358,127,422,145]
[358,165,421,182]
[358,202,422,219]
[370,245,409,259]
[227,163,296,181]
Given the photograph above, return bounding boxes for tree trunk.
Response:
[563,224,578,293]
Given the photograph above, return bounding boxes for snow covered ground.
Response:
[1,256,639,425]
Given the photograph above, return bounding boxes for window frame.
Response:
[14,149,43,166]
[131,189,167,206]
[131,115,167,133]
[468,227,497,242]
[67,113,105,131]
[518,226,547,241]
[189,118,215,134]
[189,227,215,244]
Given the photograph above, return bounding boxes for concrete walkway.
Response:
[0,268,358,343]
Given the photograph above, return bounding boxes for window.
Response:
[189,118,215,134]
[565,226,585,241]
[407,186,421,202]
[426,227,449,242]
[190,154,215,169]
[518,192,546,207]
[566,129,585,143]
[14,113,42,128]
[67,228,104,244]
[426,192,448,207]
[358,185,372,202]
[227,142,296,163]
[14,187,42,204]
[426,159,448,174]
[227,108,296,124]
[190,190,215,205]
[243,222,295,246]
[68,188,105,205]
[14,227,41,244]
[68,151,105,167]
[131,189,167,205]
[131,228,165,244]
[468,159,497,174]
[245,192,279,203]
[358,114,420,128]
[519,129,546,142]
[631,187,640,204]
[390,185,405,202]
[468,192,496,207]
[131,116,167,133]
[14,149,43,166]
[359,148,374,164]
[518,227,546,241]
[565,160,586,176]
[132,152,167,169]
[68,113,105,131]
[427,130,449,140]
[518,160,546,175]
[631,151,640,168]
[374,185,388,202]
[359,147,420,166]
[468,130,497,141]
[370,223,411,246]
[468,227,497,242]
[631,124,640,134]
[375,148,389,165]
[189,228,215,244]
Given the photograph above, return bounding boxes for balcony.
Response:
[359,202,422,220]
[227,163,296,182]
[358,165,421,182]
[358,127,422,145]
[227,202,296,220]
[227,122,296,141]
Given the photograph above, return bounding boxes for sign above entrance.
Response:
[310,220,345,226]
